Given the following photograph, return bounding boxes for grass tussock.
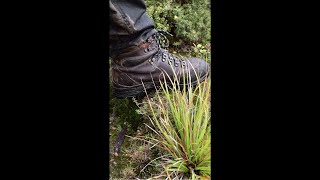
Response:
[140,68,211,179]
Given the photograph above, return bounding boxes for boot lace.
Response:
[146,30,186,67]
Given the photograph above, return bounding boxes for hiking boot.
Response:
[110,30,210,98]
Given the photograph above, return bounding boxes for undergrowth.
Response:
[146,0,211,59]
[134,65,211,179]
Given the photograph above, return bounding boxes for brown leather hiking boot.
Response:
[110,31,210,98]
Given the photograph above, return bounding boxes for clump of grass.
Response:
[141,66,211,179]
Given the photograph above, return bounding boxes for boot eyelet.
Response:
[162,58,166,62]
[174,63,179,67]
[168,60,173,65]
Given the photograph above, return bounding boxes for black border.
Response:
[5,0,315,179]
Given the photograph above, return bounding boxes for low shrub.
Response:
[146,0,211,46]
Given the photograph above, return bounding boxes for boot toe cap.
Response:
[187,58,210,80]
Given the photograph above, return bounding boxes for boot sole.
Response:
[112,74,208,99]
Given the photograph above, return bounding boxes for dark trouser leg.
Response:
[109,0,209,99]
[109,0,157,50]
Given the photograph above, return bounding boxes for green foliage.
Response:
[172,2,211,44]
[146,1,172,32]
[137,68,211,179]
[192,43,211,62]
[146,0,211,46]
[109,97,142,131]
